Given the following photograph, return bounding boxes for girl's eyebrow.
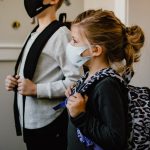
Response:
[72,36,76,40]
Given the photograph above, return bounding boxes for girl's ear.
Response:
[92,45,103,56]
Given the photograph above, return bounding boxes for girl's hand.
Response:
[5,75,19,91]
[65,83,76,98]
[17,78,37,96]
[66,93,88,118]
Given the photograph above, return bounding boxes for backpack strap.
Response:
[14,25,38,75]
[24,20,62,79]
[59,13,67,23]
[59,13,71,29]
[53,68,125,111]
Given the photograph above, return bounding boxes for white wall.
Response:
[84,0,115,11]
[0,0,84,61]
[0,1,27,147]
[0,0,36,47]
[57,0,84,21]
[0,62,26,150]
[114,0,127,23]
[84,0,126,24]
[127,0,150,87]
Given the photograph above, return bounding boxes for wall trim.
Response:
[0,44,22,49]
[0,45,21,61]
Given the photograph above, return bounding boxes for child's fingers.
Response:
[65,84,74,97]
[84,95,88,102]
[15,75,20,79]
[73,93,88,103]
[73,93,83,99]
[65,89,70,97]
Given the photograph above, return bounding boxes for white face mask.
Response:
[66,43,91,67]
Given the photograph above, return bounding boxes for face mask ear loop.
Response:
[80,45,95,58]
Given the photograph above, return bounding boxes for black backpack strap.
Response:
[59,13,71,29]
[59,13,67,23]
[24,20,62,79]
[13,25,38,136]
[14,25,38,75]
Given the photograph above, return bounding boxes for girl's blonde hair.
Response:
[72,9,145,73]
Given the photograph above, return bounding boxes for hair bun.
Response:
[126,25,145,52]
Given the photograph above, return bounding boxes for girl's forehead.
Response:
[71,25,85,41]
[71,26,80,35]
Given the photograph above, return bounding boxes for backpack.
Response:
[127,85,150,150]
[121,68,150,150]
[86,68,150,150]
[84,68,150,150]
[105,68,150,150]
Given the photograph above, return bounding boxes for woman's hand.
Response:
[66,93,88,118]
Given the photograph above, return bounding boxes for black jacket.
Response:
[67,77,128,150]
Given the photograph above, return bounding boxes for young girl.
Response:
[65,9,144,150]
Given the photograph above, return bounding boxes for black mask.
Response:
[24,0,51,18]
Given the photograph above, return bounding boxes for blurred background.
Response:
[0,0,150,149]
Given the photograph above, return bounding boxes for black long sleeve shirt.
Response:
[67,77,128,150]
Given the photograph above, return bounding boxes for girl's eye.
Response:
[72,37,79,44]
[73,39,78,44]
